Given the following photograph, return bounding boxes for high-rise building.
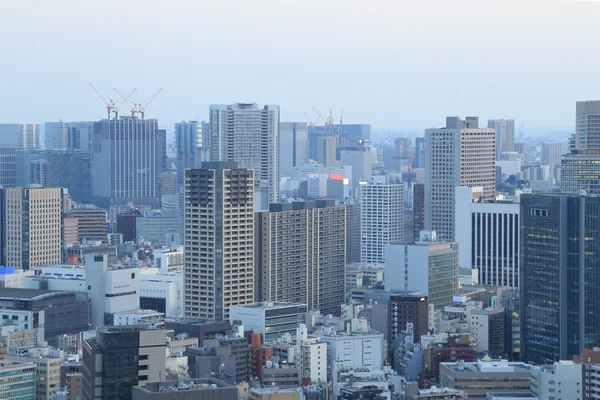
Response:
[413,183,425,242]
[385,231,459,310]
[184,162,254,321]
[82,325,167,400]
[316,135,337,167]
[45,121,68,150]
[454,187,520,288]
[209,103,279,210]
[425,117,496,241]
[360,179,404,263]
[67,121,94,151]
[20,124,40,149]
[488,119,515,159]
[541,143,563,168]
[279,122,308,177]
[345,204,361,263]
[92,116,162,210]
[340,140,373,184]
[255,200,346,315]
[1,187,64,270]
[414,137,425,169]
[0,147,16,188]
[395,137,412,159]
[175,121,204,185]
[521,193,600,364]
[561,101,600,194]
[67,206,107,242]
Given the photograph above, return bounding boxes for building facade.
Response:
[175,121,205,185]
[1,187,64,270]
[425,117,496,241]
[184,162,254,321]
[487,119,515,158]
[92,117,162,210]
[360,181,404,263]
[521,193,600,364]
[279,122,308,178]
[255,200,346,315]
[209,103,279,210]
[45,121,69,150]
[455,187,520,287]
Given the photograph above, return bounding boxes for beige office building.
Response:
[184,161,254,321]
[425,117,496,241]
[2,187,64,270]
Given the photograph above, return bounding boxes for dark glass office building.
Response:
[520,194,600,365]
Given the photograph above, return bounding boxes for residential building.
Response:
[92,116,162,210]
[209,103,279,210]
[440,359,531,400]
[385,231,458,310]
[1,187,64,270]
[5,347,62,400]
[425,117,496,241]
[0,360,36,400]
[520,193,600,364]
[488,119,515,158]
[345,204,361,263]
[279,122,309,177]
[562,101,600,194]
[360,179,404,263]
[82,325,167,400]
[45,121,69,150]
[132,378,238,400]
[229,302,307,342]
[454,187,520,287]
[175,121,205,185]
[255,200,346,315]
[184,162,254,321]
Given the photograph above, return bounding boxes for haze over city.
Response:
[1,0,600,129]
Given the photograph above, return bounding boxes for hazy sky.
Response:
[1,0,599,131]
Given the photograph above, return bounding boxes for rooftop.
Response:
[0,287,63,301]
[231,301,307,310]
[138,378,234,393]
[442,359,531,374]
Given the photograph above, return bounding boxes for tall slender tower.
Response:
[209,103,279,211]
[488,119,515,159]
[45,121,68,150]
[425,117,496,241]
[279,122,308,177]
[184,162,254,321]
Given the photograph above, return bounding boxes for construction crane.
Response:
[131,89,163,119]
[113,87,138,115]
[89,83,120,119]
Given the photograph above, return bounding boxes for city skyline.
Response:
[1,0,599,129]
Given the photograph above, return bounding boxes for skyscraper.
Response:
[255,200,346,315]
[488,119,515,159]
[209,103,279,210]
[279,122,308,177]
[541,143,563,168]
[0,147,16,187]
[345,203,361,263]
[520,193,600,364]
[455,187,520,288]
[561,101,600,194]
[45,121,68,149]
[424,117,496,241]
[1,187,64,270]
[360,178,404,263]
[92,116,162,210]
[175,121,204,185]
[67,121,94,151]
[414,137,425,169]
[184,162,254,321]
[316,135,337,167]
[20,124,40,149]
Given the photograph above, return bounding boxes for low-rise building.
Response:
[229,302,307,342]
[398,382,467,400]
[5,347,63,400]
[0,360,36,400]
[530,360,582,400]
[132,378,238,400]
[440,359,532,400]
[139,269,184,317]
[114,309,165,327]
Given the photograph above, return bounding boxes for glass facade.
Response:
[521,194,600,365]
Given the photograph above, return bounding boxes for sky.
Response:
[1,0,599,132]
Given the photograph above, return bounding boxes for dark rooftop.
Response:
[0,288,60,301]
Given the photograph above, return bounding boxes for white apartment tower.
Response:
[425,117,496,241]
[209,103,279,211]
[360,178,404,263]
[1,187,64,270]
[184,162,254,321]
